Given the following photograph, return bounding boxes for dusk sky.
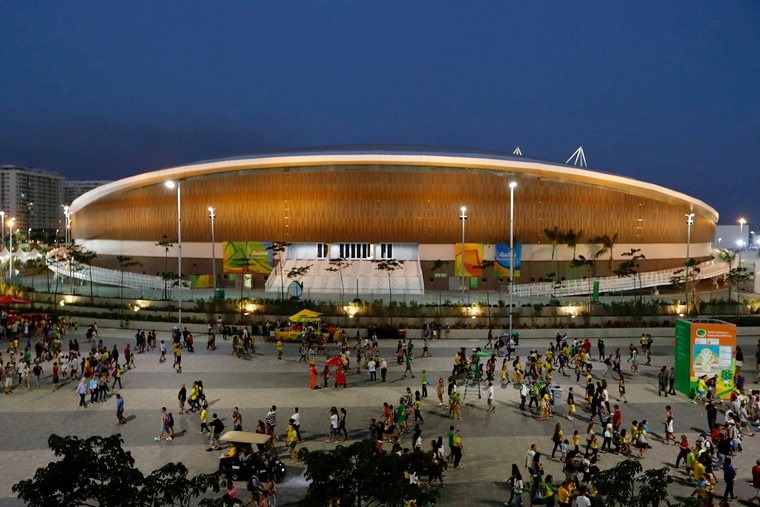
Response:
[1,2,758,224]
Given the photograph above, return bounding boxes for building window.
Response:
[316,243,328,259]
[339,243,370,259]
[378,243,393,259]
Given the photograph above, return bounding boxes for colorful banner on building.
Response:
[454,243,484,277]
[190,274,214,289]
[674,319,736,399]
[494,243,521,278]
[223,241,273,274]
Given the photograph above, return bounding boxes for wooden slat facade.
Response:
[73,165,715,245]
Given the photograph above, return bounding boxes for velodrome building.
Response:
[69,149,718,296]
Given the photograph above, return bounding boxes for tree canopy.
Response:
[12,434,223,507]
[298,439,441,507]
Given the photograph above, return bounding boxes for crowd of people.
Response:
[4,312,760,507]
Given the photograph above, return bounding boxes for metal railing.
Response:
[513,260,729,297]
[46,256,188,291]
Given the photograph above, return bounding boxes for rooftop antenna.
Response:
[512,146,523,156]
[565,145,588,168]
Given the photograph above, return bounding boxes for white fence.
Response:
[513,260,729,297]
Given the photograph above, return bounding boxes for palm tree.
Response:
[543,227,566,282]
[613,248,645,303]
[116,255,141,315]
[716,249,736,300]
[155,235,175,300]
[326,258,352,304]
[70,244,98,304]
[373,259,405,321]
[266,241,290,300]
[564,229,583,259]
[594,233,618,274]
[286,265,312,299]
[476,260,495,326]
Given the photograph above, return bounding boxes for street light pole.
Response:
[738,217,746,305]
[166,181,182,330]
[459,206,467,298]
[8,217,15,279]
[63,206,71,244]
[508,181,517,345]
[208,207,217,297]
[685,212,694,314]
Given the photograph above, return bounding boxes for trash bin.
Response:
[512,332,520,346]
[551,383,563,406]
[214,288,225,299]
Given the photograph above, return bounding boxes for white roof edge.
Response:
[70,153,718,222]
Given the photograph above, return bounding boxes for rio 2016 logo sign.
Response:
[695,329,707,338]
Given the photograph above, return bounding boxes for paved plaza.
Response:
[1,326,758,506]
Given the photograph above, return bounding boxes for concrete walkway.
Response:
[0,327,758,506]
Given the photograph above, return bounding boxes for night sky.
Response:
[1,2,758,224]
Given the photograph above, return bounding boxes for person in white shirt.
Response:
[525,443,536,473]
[487,381,495,413]
[574,487,591,507]
[291,407,302,441]
[368,358,377,381]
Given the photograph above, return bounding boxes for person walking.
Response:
[76,377,88,407]
[327,407,339,442]
[178,384,187,414]
[155,407,172,441]
[722,457,737,502]
[403,349,415,378]
[309,362,318,389]
[436,377,445,407]
[291,407,302,441]
[111,364,123,389]
[487,381,495,413]
[748,458,760,505]
[567,387,576,421]
[664,405,676,445]
[657,366,669,397]
[232,406,243,431]
[286,418,299,463]
[507,465,524,506]
[551,423,564,458]
[451,429,464,468]
[265,405,278,439]
[338,407,349,440]
[379,356,388,382]
[115,393,127,424]
[667,366,676,395]
[617,376,628,403]
[207,413,224,450]
[520,382,529,411]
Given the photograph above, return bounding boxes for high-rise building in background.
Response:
[0,165,65,240]
[65,180,112,205]
[0,165,111,243]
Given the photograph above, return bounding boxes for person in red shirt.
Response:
[675,435,690,469]
[749,459,760,505]
[612,404,622,431]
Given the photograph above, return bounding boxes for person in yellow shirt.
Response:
[286,418,298,462]
[693,457,706,482]
[694,376,707,403]
[200,407,209,434]
[557,480,571,507]
[572,430,581,453]
[277,339,284,360]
